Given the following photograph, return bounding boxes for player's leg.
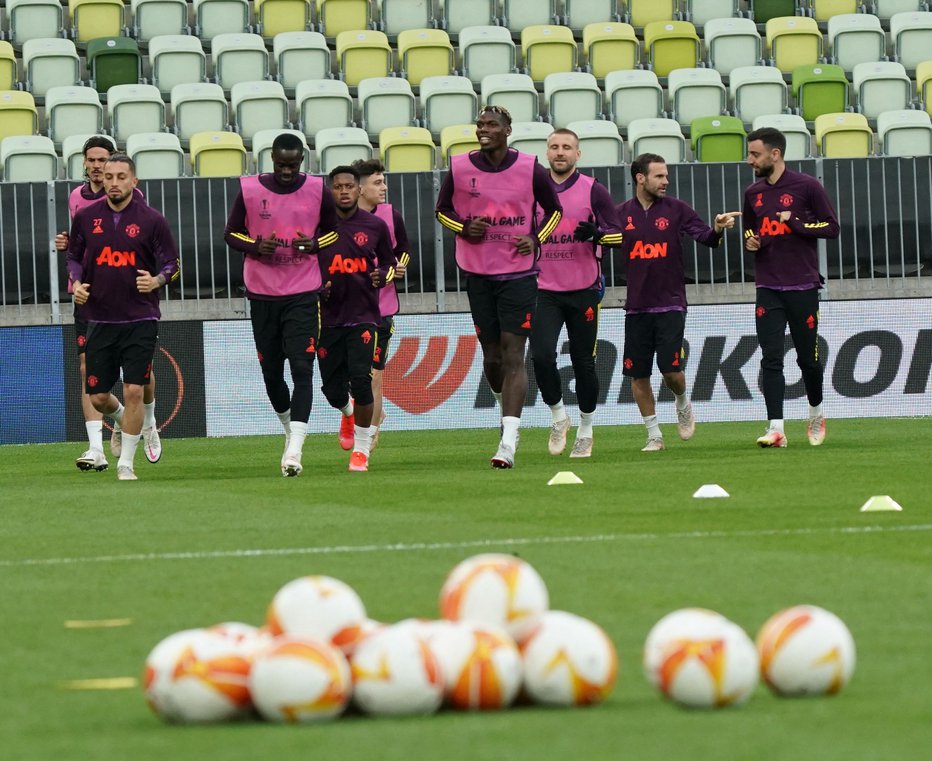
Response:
[466,274,505,413]
[530,290,571,455]
[345,325,379,471]
[369,316,393,450]
[656,311,694,441]
[250,299,293,463]
[140,366,160,464]
[624,314,663,451]
[755,288,789,447]
[74,317,109,471]
[564,290,600,457]
[109,322,157,479]
[280,293,321,473]
[785,288,825,445]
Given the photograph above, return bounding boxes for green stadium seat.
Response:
[211,33,269,91]
[231,80,290,143]
[193,0,251,40]
[685,0,739,27]
[792,64,848,122]
[296,78,354,141]
[171,82,229,143]
[890,11,932,72]
[749,0,798,25]
[441,0,496,37]
[627,0,677,28]
[107,83,165,144]
[87,37,142,94]
[691,115,746,162]
[378,0,434,38]
[809,0,859,22]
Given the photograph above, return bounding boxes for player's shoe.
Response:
[756,429,787,448]
[641,437,665,452]
[548,416,571,455]
[677,403,696,441]
[110,422,122,457]
[348,451,369,472]
[141,426,162,463]
[116,465,137,481]
[76,448,108,472]
[569,437,593,458]
[490,442,515,469]
[339,413,355,450]
[281,454,303,477]
[807,415,826,446]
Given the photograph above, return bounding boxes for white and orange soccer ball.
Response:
[520,611,618,707]
[143,628,253,723]
[757,604,856,696]
[350,624,445,716]
[209,621,269,657]
[643,609,760,709]
[429,620,523,710]
[266,575,367,655]
[439,553,549,643]
[249,636,352,722]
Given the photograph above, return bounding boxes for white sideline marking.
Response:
[2,524,930,569]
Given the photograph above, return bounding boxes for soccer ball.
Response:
[266,575,367,655]
[429,620,523,710]
[757,605,856,696]
[643,609,759,709]
[520,611,618,706]
[350,624,445,716]
[249,636,352,722]
[209,621,269,657]
[143,628,253,723]
[439,553,549,643]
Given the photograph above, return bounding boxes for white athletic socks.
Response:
[86,420,103,451]
[118,432,140,470]
[143,400,156,429]
[341,400,355,418]
[808,404,823,418]
[112,402,125,426]
[578,411,594,439]
[643,415,662,439]
[769,419,785,433]
[549,401,567,424]
[353,425,373,456]
[673,391,690,412]
[286,421,307,456]
[501,416,520,449]
[276,409,291,433]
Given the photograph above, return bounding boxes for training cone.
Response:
[692,484,729,498]
[548,471,583,486]
[859,495,903,512]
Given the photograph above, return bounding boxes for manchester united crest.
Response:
[125,223,141,238]
[354,231,369,246]
[780,193,794,208]
[655,217,669,231]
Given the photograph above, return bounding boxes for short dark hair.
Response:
[105,153,136,175]
[352,158,386,179]
[83,135,115,155]
[271,132,305,154]
[478,105,512,127]
[630,153,666,182]
[746,127,786,157]
[548,128,579,144]
[328,165,360,183]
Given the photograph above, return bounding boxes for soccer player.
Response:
[319,166,396,472]
[66,154,179,481]
[55,136,159,471]
[344,158,410,452]
[531,129,623,459]
[223,132,339,477]
[616,153,740,452]
[435,105,562,469]
[744,127,839,448]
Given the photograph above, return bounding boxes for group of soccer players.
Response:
[63,105,838,478]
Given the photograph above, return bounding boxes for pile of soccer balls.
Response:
[143,553,855,723]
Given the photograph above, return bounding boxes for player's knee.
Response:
[349,376,374,406]
[289,355,314,383]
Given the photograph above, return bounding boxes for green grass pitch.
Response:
[2,418,930,760]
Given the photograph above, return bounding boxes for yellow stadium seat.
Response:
[814,112,872,158]
[0,42,16,92]
[582,22,639,79]
[336,30,393,87]
[521,25,577,83]
[397,29,454,87]
[918,60,932,116]
[317,0,370,37]
[627,0,676,28]
[190,130,248,176]
[440,123,479,165]
[380,126,436,172]
[255,0,312,38]
[809,0,858,22]
[644,20,701,77]
[766,16,822,73]
[69,0,124,43]
[0,91,40,143]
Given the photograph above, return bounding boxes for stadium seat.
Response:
[459,26,516,86]
[296,78,354,140]
[21,38,81,99]
[171,82,229,143]
[874,0,925,21]
[766,16,822,73]
[501,0,557,35]
[730,65,788,126]
[255,0,312,38]
[643,21,701,78]
[378,0,434,38]
[690,115,746,162]
[190,130,248,176]
[87,37,142,94]
[685,0,739,27]
[45,85,103,146]
[507,120,553,163]
[566,119,625,167]
[397,29,455,87]
[808,0,859,22]
[667,67,727,128]
[544,71,602,129]
[131,0,189,42]
[1,135,58,182]
[853,61,912,120]
[0,91,39,143]
[752,112,812,159]
[439,123,478,165]
[919,60,932,116]
[814,112,872,157]
[582,22,639,80]
[379,125,436,171]
[440,0,496,37]
[749,0,798,24]
[211,33,269,91]
[316,0,370,37]
[626,117,686,163]
[193,0,251,39]
[877,109,932,156]
[107,83,166,144]
[420,75,477,137]
[480,73,540,124]
[336,30,393,87]
[890,12,932,72]
[703,17,761,75]
[231,80,290,143]
[565,1,622,34]
[520,25,577,83]
[149,35,207,96]
[0,43,16,93]
[314,126,373,174]
[126,132,185,178]
[792,63,848,122]
[69,0,124,44]
[62,133,116,179]
[252,127,312,172]
[605,69,664,129]
[626,0,677,28]
[273,32,331,92]
[358,76,417,139]
[827,14,886,73]
[6,0,65,46]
